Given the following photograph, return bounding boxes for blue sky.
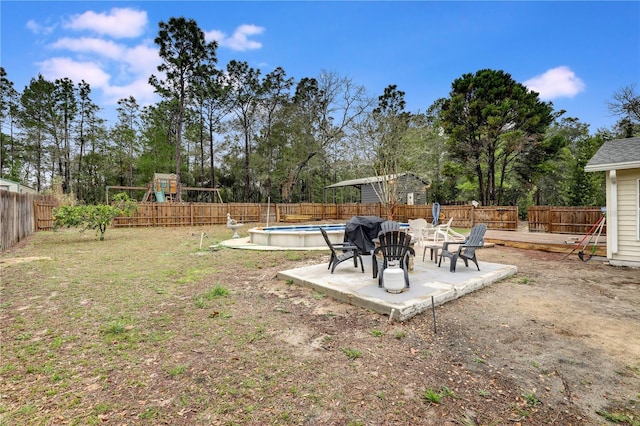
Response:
[1,1,639,133]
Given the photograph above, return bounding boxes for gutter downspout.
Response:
[609,170,618,255]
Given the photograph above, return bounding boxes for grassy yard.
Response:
[2,225,638,425]
[1,226,331,425]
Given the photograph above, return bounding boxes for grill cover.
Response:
[344,216,385,254]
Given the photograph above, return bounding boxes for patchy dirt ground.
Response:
[253,246,640,425]
[421,247,640,425]
[1,227,638,425]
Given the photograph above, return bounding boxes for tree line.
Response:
[1,17,639,210]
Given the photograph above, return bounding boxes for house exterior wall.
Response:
[360,175,427,204]
[0,178,38,194]
[607,168,640,267]
[0,179,19,192]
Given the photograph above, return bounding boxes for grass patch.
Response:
[601,411,627,422]
[477,389,491,397]
[204,285,230,299]
[194,284,230,308]
[522,391,541,407]
[342,347,362,360]
[596,409,639,425]
[394,331,406,340]
[166,364,188,377]
[422,386,458,404]
[102,320,130,335]
[422,388,443,404]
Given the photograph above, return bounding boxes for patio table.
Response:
[422,243,442,263]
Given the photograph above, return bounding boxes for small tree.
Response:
[53,193,137,241]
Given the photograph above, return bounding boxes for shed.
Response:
[585,136,640,267]
[0,178,38,194]
[325,172,429,204]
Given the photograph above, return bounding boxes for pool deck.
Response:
[220,237,517,321]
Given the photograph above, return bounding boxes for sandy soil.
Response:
[1,228,638,425]
[424,247,640,424]
[247,244,640,424]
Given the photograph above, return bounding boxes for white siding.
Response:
[0,179,19,192]
[0,178,38,194]
[611,169,640,265]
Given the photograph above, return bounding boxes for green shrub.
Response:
[53,193,137,241]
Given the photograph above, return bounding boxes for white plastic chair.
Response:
[408,218,429,246]
[434,217,466,243]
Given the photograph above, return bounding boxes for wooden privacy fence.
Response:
[528,206,606,235]
[112,203,276,227]
[110,202,519,230]
[1,192,57,252]
[11,200,605,253]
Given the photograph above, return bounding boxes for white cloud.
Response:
[122,43,160,76]
[103,78,157,106]
[206,30,226,43]
[48,37,159,77]
[524,66,585,100]
[64,8,147,38]
[43,32,160,107]
[37,57,111,88]
[50,37,124,60]
[206,24,264,51]
[26,19,56,35]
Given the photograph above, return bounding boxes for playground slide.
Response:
[154,191,166,202]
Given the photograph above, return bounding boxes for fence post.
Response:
[470,205,475,227]
[33,200,39,233]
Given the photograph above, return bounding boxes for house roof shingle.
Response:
[585,136,640,172]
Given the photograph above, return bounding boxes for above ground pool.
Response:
[248,224,346,248]
[248,222,409,249]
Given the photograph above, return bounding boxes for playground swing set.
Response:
[106,173,223,204]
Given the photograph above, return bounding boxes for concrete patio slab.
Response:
[220,236,517,321]
[277,256,517,321]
